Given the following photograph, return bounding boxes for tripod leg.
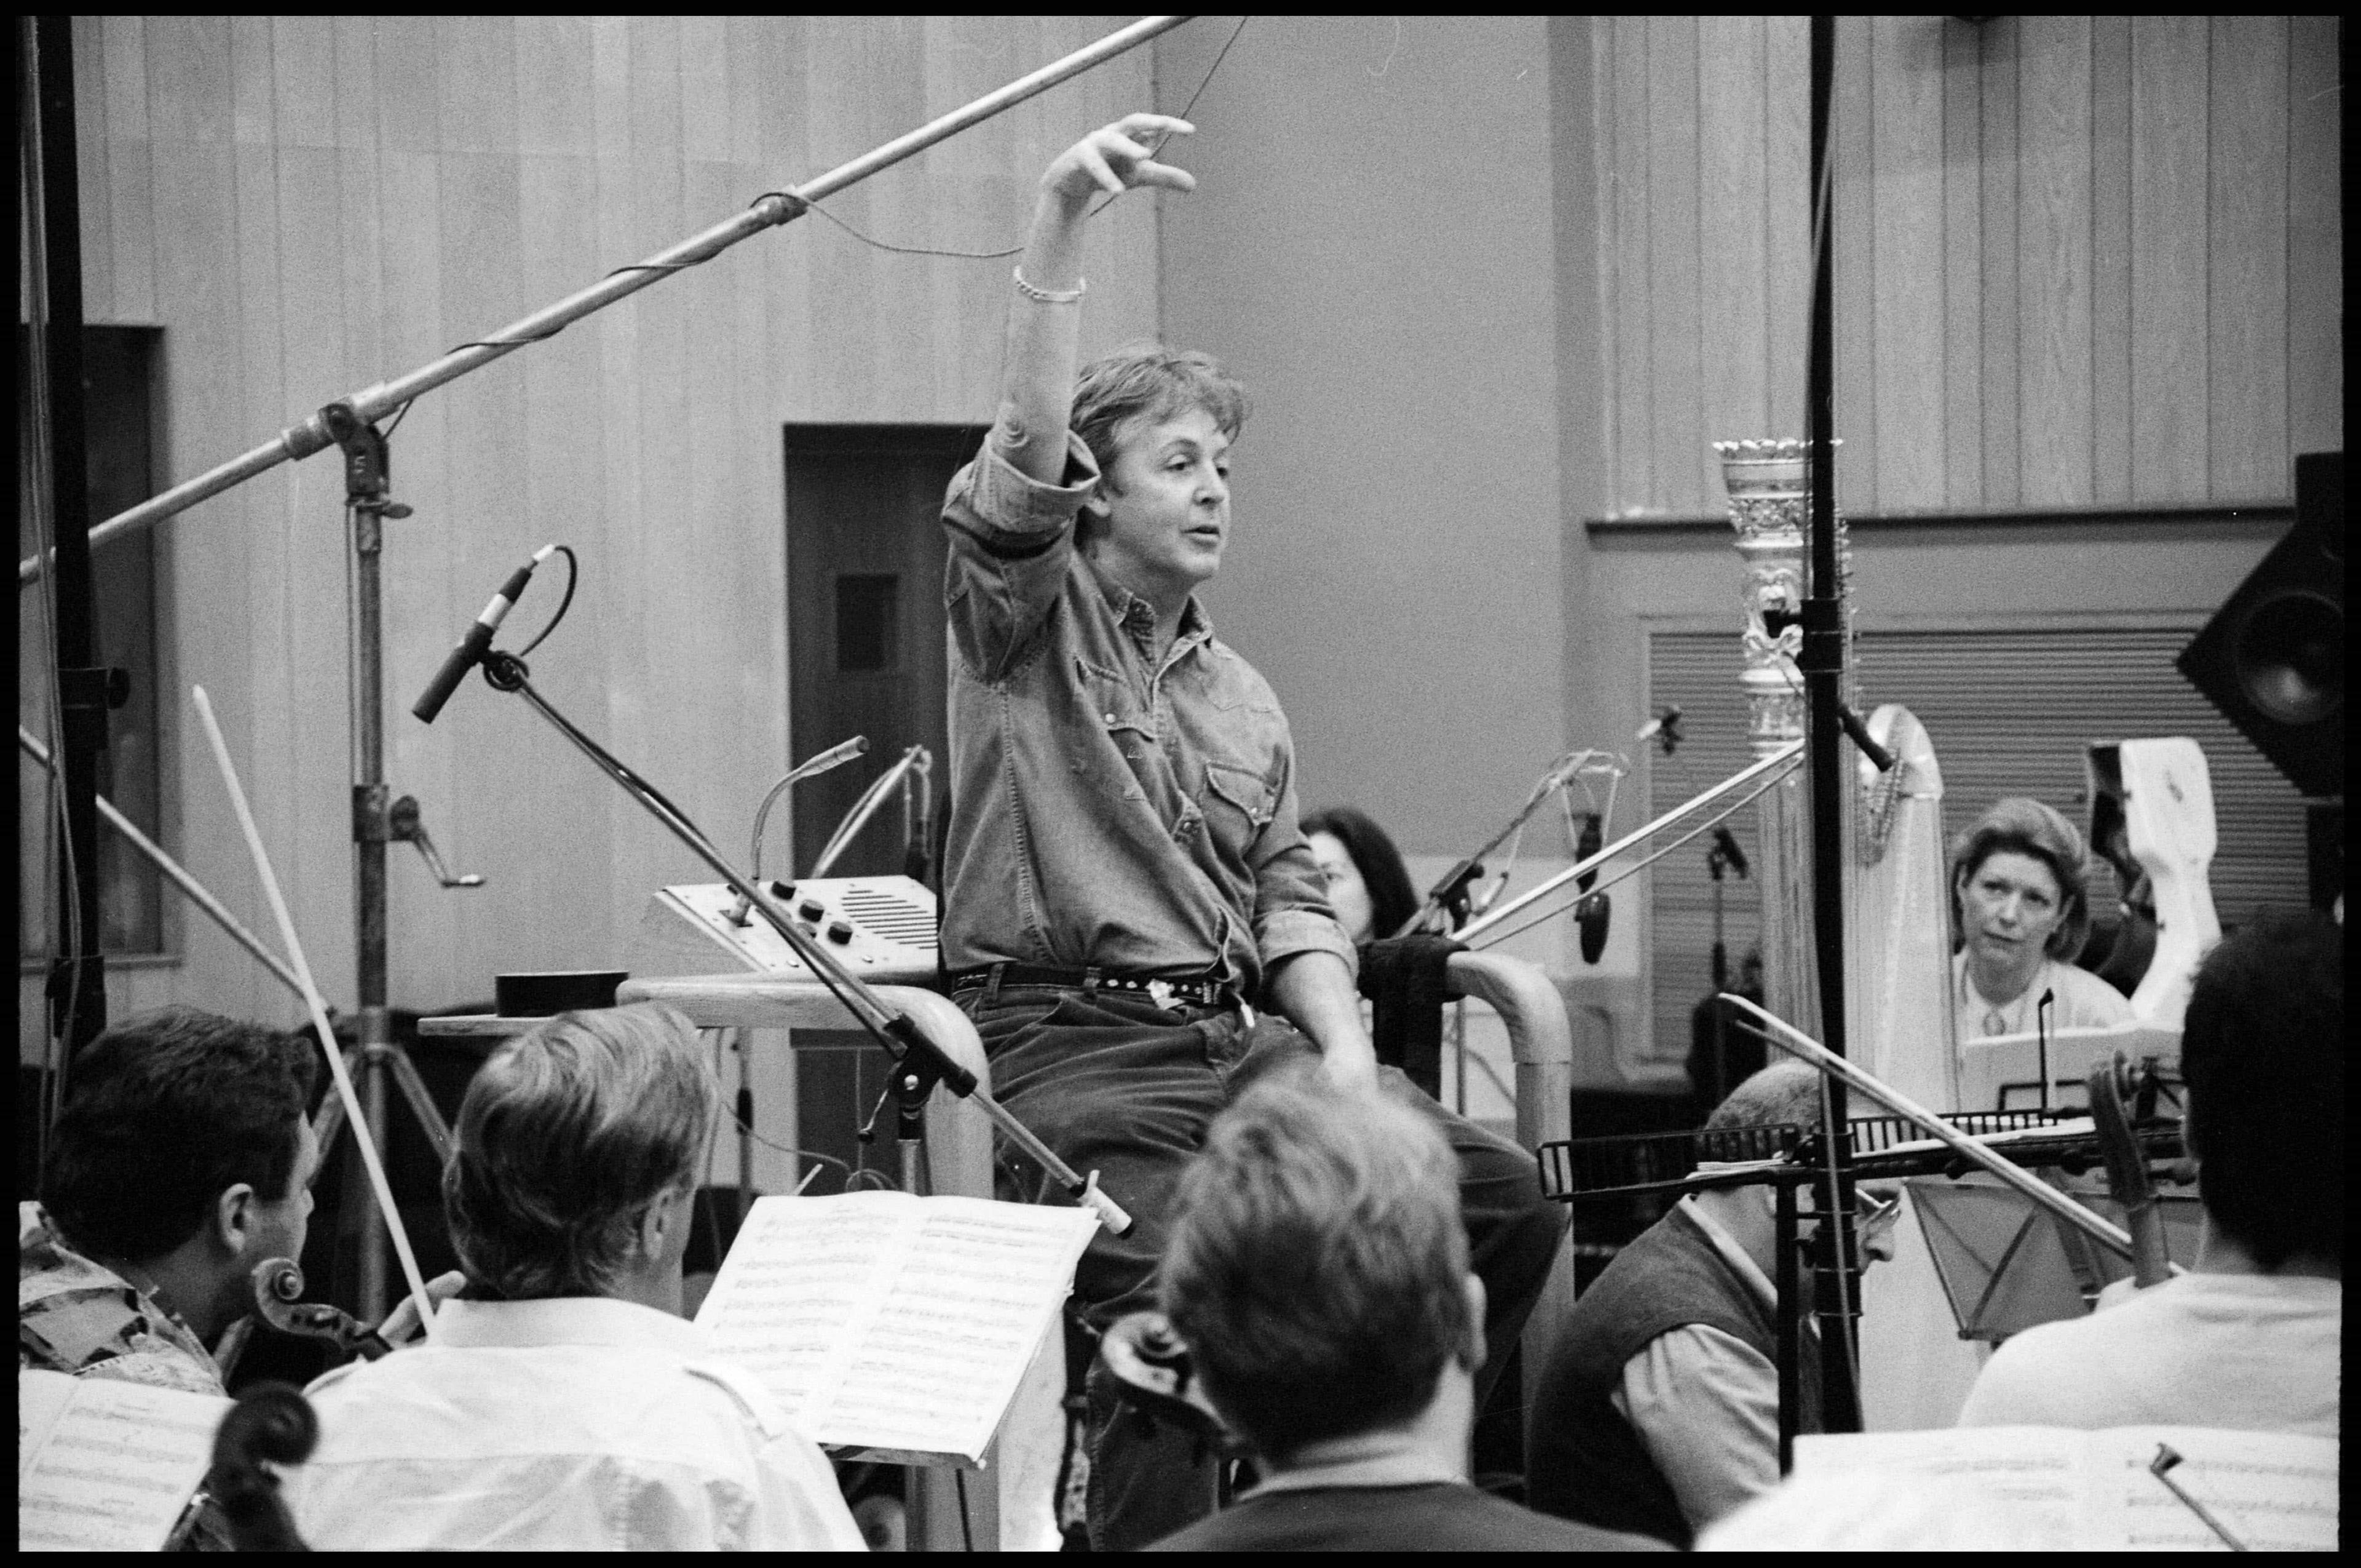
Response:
[378,1045,454,1166]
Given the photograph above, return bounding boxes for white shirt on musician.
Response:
[1951,951,2133,1042]
[283,1295,864,1551]
[1957,1270,2339,1439]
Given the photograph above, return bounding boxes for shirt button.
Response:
[1104,713,1117,724]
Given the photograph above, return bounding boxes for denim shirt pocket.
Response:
[1201,761,1278,863]
[1077,657,1157,802]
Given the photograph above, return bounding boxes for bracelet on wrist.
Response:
[1013,267,1086,305]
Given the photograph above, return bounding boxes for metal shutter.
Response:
[1645,626,2312,1067]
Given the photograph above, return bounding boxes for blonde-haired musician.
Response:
[1947,798,2132,1043]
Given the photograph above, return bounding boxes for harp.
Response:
[1717,443,1977,1431]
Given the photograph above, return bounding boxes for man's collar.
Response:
[1085,556,1214,654]
[1243,1444,1460,1499]
[432,1294,707,1358]
[1678,1193,1780,1315]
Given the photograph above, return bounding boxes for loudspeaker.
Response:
[2176,452,2344,799]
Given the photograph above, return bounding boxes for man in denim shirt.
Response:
[940,114,1564,1550]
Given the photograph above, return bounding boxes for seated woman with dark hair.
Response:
[283,1004,863,1551]
[1302,806,1420,944]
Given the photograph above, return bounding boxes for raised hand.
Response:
[1042,113,1196,208]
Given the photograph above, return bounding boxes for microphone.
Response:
[2036,986,2056,1113]
[1635,705,1683,754]
[1710,825,1751,880]
[412,545,557,724]
[1575,892,1611,964]
[790,735,869,782]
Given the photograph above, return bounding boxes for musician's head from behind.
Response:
[1158,1065,1482,1470]
[1070,343,1249,606]
[39,1007,322,1342]
[445,1002,718,1310]
[1699,1061,1901,1271]
[2179,912,2342,1277]
[1948,797,2095,974]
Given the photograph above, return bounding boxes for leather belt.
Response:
[949,962,1233,1011]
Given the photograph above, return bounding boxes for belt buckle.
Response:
[1146,979,1177,1013]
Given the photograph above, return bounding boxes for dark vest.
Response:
[1527,1203,1821,1548]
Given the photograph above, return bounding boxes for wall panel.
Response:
[1591,14,2337,520]
[26,15,1159,1059]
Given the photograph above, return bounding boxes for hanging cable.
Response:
[756,15,1252,264]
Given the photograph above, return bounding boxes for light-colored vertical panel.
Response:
[2015,16,2093,505]
[330,17,376,152]
[516,15,595,156]
[1696,16,1769,467]
[101,18,155,322]
[1940,20,1982,507]
[1608,17,1651,512]
[1643,15,1701,515]
[2205,16,2288,499]
[435,15,516,157]
[1830,15,1875,508]
[147,17,232,145]
[2285,15,2342,459]
[1977,16,2019,505]
[271,17,335,149]
[229,16,274,146]
[72,17,114,323]
[680,17,730,164]
[2129,16,2209,501]
[374,15,440,154]
[1868,15,1946,510]
[2087,15,2134,504]
[1763,17,1810,443]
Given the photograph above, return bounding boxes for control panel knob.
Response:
[826,919,855,945]
[799,899,825,922]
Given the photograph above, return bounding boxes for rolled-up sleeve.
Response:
[1249,734,1359,982]
[942,433,1101,678]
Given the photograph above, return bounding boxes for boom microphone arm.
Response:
[467,648,1132,1237]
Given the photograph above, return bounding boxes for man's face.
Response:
[1086,406,1232,603]
[1961,850,2066,968]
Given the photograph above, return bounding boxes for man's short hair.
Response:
[445,1003,719,1299]
[1946,796,2096,960]
[1070,343,1248,521]
[1704,1059,1824,1135]
[41,1008,318,1261]
[1158,1067,1468,1463]
[2180,913,2342,1270]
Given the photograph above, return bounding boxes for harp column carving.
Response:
[1715,438,1842,1039]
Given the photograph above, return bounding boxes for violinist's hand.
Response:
[377,1270,466,1347]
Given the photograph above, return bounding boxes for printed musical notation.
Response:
[1793,1424,2338,1551]
[18,1369,231,1552]
[695,1191,1098,1462]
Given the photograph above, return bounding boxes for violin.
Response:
[251,1257,392,1361]
[2086,1053,2173,1288]
[1097,1312,1247,1457]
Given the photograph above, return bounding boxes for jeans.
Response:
[967,984,1566,1551]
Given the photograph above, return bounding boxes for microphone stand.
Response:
[473,648,1132,1237]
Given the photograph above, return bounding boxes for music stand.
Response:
[1910,1178,2203,1342]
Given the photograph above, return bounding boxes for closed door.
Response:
[783,425,985,882]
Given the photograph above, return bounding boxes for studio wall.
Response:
[22,15,1160,1060]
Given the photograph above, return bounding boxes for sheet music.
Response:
[17,1369,229,1553]
[696,1191,1097,1461]
[2097,1427,2339,1553]
[1795,1425,2338,1551]
[815,1201,1099,1458]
